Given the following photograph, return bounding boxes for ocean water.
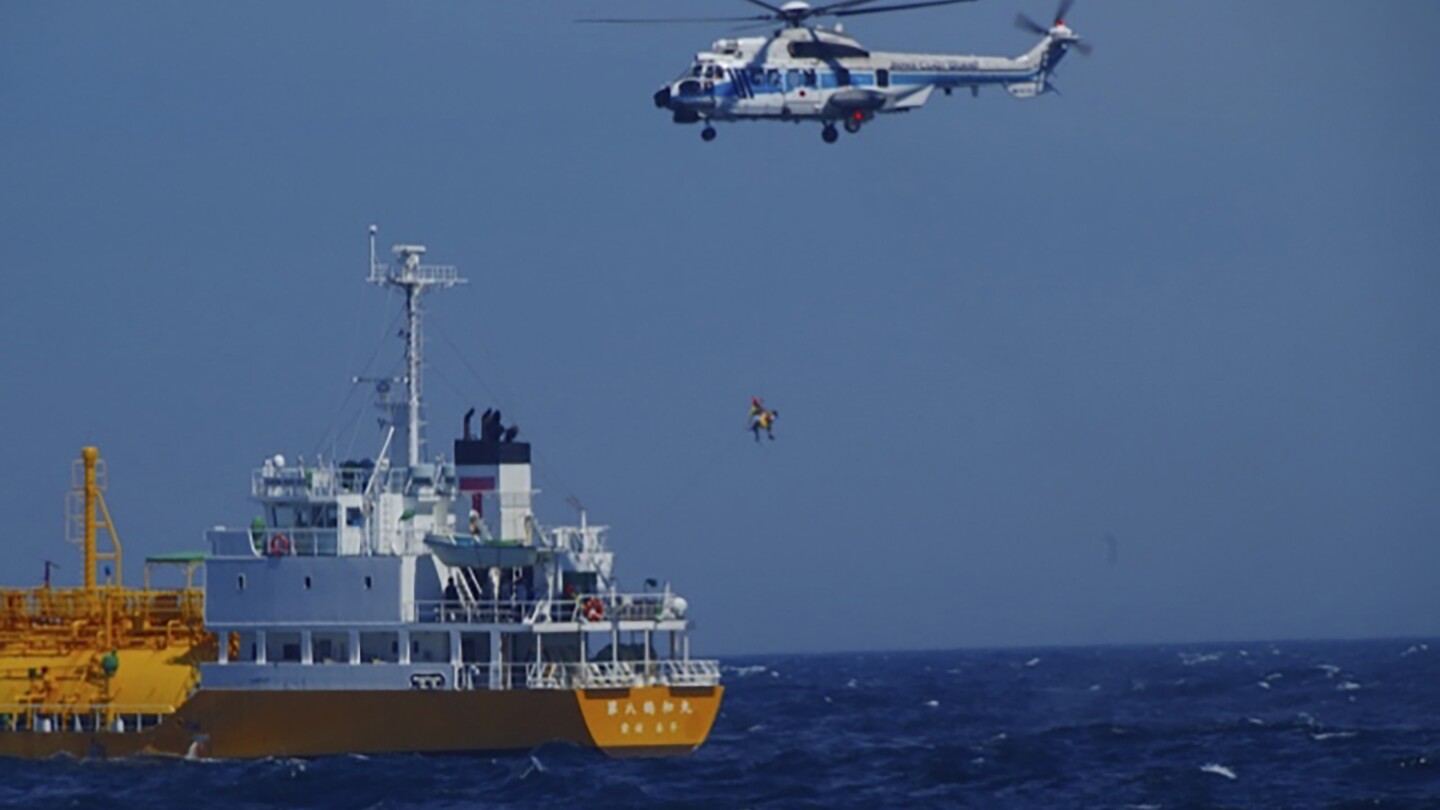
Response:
[2,639,1436,809]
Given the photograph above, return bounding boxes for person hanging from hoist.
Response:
[749,398,779,442]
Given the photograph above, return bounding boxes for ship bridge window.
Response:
[271,504,338,529]
[364,575,373,590]
[304,576,313,590]
[788,41,870,60]
[345,507,363,527]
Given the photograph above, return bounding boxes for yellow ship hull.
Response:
[0,685,722,759]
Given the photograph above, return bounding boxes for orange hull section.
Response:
[0,686,722,759]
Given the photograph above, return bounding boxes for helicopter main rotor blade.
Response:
[738,0,788,13]
[578,14,774,24]
[810,0,895,13]
[1055,0,1076,23]
[1071,39,1093,56]
[1015,11,1048,35]
[831,0,978,18]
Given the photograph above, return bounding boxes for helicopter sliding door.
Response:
[784,68,822,117]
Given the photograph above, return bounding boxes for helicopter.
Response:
[582,0,1091,143]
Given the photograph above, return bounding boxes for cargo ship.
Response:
[0,231,723,758]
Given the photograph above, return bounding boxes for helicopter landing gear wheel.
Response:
[822,124,839,144]
[701,126,717,142]
[844,118,862,134]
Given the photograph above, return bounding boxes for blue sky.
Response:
[1,1,1437,655]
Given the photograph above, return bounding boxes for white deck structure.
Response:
[202,231,719,694]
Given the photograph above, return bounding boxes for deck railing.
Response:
[0,588,204,652]
[0,703,175,734]
[516,660,721,690]
[406,593,688,626]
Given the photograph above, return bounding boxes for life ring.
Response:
[582,598,604,622]
[268,533,291,557]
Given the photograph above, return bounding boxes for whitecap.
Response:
[924,699,939,708]
[1401,644,1429,658]
[844,678,858,689]
[1336,681,1362,691]
[823,695,833,704]
[726,665,768,677]
[1087,683,1102,692]
[1311,731,1357,741]
[745,724,765,733]
[1256,681,1271,690]
[1245,717,1266,726]
[1181,652,1223,666]
[1265,672,1283,681]
[1024,657,1041,668]
[1200,763,1237,780]
[1315,664,1340,678]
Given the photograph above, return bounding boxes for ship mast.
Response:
[367,225,465,468]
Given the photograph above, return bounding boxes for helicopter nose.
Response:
[653,85,673,109]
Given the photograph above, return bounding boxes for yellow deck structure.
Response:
[0,447,210,738]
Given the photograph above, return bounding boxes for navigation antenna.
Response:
[366,225,467,468]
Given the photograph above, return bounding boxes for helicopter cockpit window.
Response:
[691,64,703,77]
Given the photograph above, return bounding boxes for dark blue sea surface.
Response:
[2,638,1437,809]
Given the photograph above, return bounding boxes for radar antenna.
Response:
[366,225,467,468]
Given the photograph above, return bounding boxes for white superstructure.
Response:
[201,230,719,695]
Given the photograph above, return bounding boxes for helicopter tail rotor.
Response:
[1016,0,1092,56]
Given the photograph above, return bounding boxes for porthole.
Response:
[237,574,246,591]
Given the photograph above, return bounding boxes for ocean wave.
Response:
[1200,763,1238,780]
[1180,652,1224,666]
[0,640,1433,808]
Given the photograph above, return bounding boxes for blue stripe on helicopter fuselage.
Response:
[704,69,1040,99]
